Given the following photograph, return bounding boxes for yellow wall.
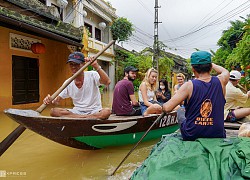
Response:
[0,26,73,111]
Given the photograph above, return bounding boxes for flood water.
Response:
[0,91,158,179]
[1,91,249,179]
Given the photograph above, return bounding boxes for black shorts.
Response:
[225,109,237,122]
[114,106,142,116]
[129,106,142,116]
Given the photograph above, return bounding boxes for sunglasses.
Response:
[69,63,80,67]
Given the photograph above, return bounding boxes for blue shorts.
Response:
[139,102,148,115]
[139,100,162,115]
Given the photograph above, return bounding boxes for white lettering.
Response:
[159,116,167,127]
[159,115,178,127]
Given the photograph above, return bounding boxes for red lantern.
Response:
[31,42,46,54]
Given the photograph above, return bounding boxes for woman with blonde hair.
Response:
[174,73,185,94]
[139,68,162,115]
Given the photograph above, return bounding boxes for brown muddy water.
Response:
[0,91,158,179]
[1,91,249,179]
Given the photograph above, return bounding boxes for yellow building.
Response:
[0,0,118,111]
[0,0,83,111]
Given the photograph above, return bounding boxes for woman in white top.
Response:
[139,68,162,115]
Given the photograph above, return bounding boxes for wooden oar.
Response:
[0,40,115,157]
[110,112,166,176]
[236,84,248,93]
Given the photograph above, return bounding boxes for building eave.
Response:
[0,6,83,46]
[0,13,83,47]
[84,0,117,22]
[5,0,60,21]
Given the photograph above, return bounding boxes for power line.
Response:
[64,0,82,21]
[86,0,155,46]
[162,1,250,42]
[184,0,233,35]
[136,0,154,16]
[134,26,154,39]
[130,35,152,46]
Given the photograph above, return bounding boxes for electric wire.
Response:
[162,1,250,42]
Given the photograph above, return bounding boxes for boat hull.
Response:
[4,109,178,150]
[74,124,178,148]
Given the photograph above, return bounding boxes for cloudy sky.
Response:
[107,0,249,58]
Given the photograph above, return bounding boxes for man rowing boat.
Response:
[43,52,111,120]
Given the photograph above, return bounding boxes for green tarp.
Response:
[131,134,250,180]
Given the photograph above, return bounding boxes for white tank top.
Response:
[139,89,155,102]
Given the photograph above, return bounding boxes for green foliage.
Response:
[114,40,184,91]
[85,28,92,37]
[137,54,153,75]
[217,20,245,49]
[114,49,138,80]
[158,56,174,82]
[99,85,105,94]
[185,58,192,75]
[114,50,155,90]
[157,42,175,81]
[136,54,160,89]
[213,17,250,70]
[226,32,250,68]
[110,17,134,42]
[240,69,250,90]
[106,1,112,6]
[210,50,216,56]
[213,15,250,87]
[133,79,141,91]
[88,66,93,71]
[157,41,168,51]
[212,48,231,66]
[213,19,246,67]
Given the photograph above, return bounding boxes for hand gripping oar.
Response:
[236,84,248,93]
[0,40,115,157]
[111,112,166,176]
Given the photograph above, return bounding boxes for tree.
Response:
[213,19,247,67]
[140,42,175,81]
[213,15,250,88]
[111,17,134,42]
[114,49,139,82]
[226,22,250,68]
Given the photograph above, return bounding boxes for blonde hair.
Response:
[177,73,185,79]
[143,68,158,91]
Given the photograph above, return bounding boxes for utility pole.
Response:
[153,0,161,70]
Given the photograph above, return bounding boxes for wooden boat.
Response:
[4,109,178,150]
[224,116,250,130]
[224,122,241,130]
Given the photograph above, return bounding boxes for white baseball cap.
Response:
[229,70,241,80]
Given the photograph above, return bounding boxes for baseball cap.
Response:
[190,51,212,65]
[229,70,241,80]
[67,52,85,64]
[124,66,139,73]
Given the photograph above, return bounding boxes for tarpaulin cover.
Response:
[131,134,250,180]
